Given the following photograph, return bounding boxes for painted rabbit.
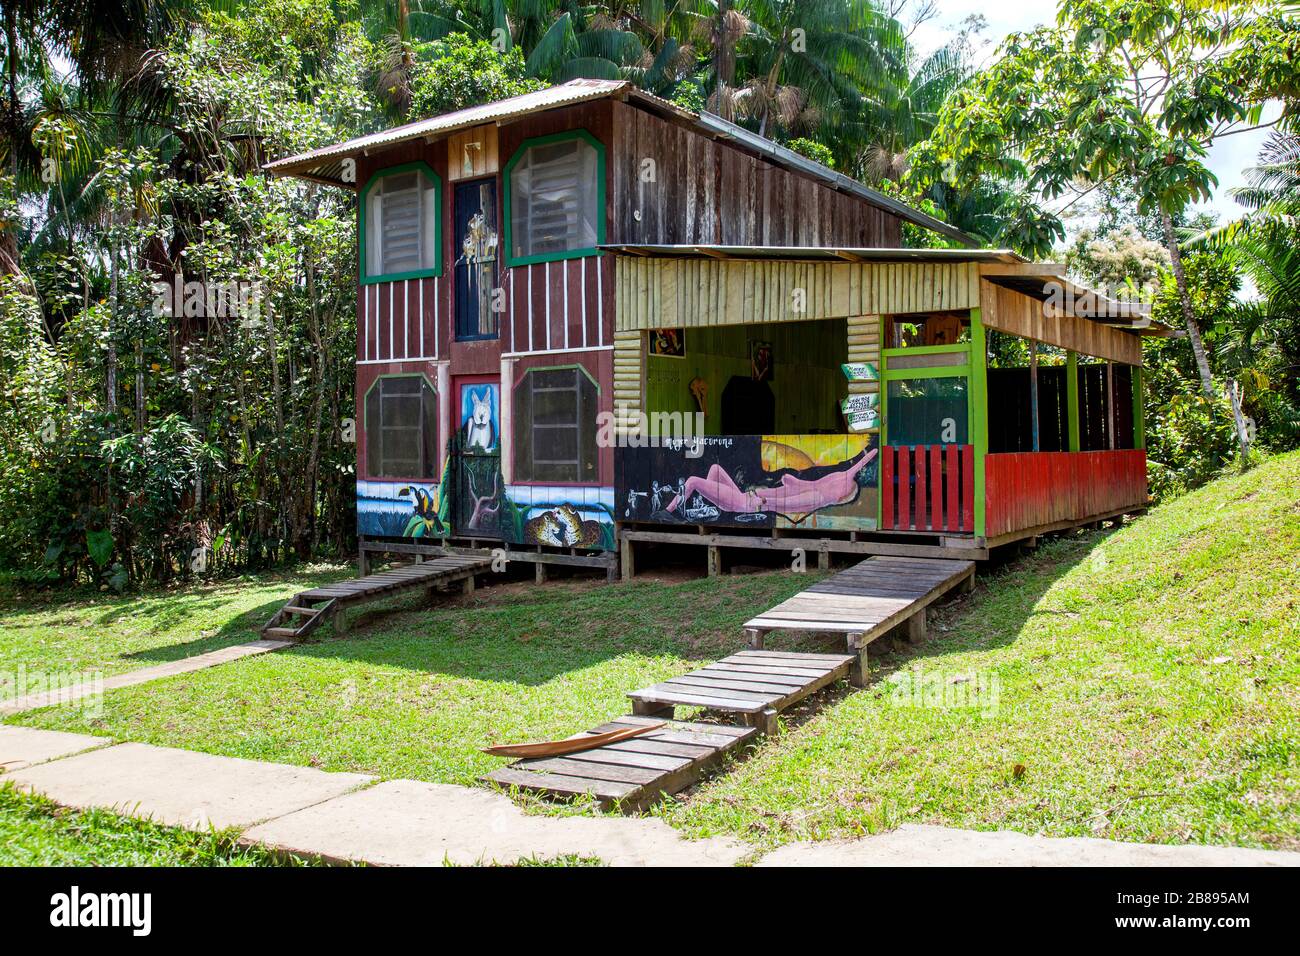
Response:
[464,388,495,451]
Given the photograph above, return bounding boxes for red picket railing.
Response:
[984,450,1147,539]
[880,444,974,533]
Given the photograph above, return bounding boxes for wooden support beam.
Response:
[620,535,635,581]
[848,631,869,688]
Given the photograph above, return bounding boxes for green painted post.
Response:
[1066,350,1080,452]
[1132,363,1145,450]
[969,309,988,538]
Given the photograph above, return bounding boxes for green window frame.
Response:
[512,364,600,484]
[363,373,439,479]
[503,129,606,268]
[359,161,443,285]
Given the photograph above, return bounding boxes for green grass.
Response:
[4,454,1298,853]
[0,783,305,866]
[661,453,1300,849]
[3,568,822,784]
[0,564,354,682]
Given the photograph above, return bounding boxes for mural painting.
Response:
[357,466,452,539]
[617,434,880,532]
[459,383,499,453]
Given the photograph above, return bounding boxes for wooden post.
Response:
[745,628,765,649]
[904,610,927,645]
[1029,340,1040,452]
[462,575,476,595]
[1106,361,1116,450]
[620,535,635,581]
[848,631,869,688]
[817,545,830,570]
[631,699,673,718]
[534,560,547,584]
[357,544,370,578]
[1066,351,1080,452]
[707,545,722,577]
[743,707,779,736]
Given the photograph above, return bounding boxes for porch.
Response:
[607,245,1162,573]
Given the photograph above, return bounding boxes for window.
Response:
[454,179,500,340]
[886,376,969,447]
[513,367,598,483]
[365,375,438,478]
[361,164,441,283]
[505,132,604,265]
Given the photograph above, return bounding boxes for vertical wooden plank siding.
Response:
[983,450,1148,538]
[969,306,989,538]
[879,445,975,534]
[930,446,944,531]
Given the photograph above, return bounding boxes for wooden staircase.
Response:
[260,595,336,641]
[259,553,493,641]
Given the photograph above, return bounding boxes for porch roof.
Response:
[604,243,1165,333]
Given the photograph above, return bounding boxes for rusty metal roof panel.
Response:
[265,78,632,177]
[601,244,1025,263]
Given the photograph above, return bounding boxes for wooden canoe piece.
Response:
[482,722,667,759]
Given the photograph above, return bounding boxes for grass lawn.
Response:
[0,564,354,680]
[3,453,1297,853]
[0,783,302,866]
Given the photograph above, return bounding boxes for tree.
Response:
[917,0,1299,460]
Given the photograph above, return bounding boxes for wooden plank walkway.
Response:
[261,554,493,639]
[482,716,758,811]
[626,650,856,735]
[743,555,974,685]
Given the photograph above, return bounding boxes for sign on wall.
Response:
[841,362,879,382]
[840,393,880,433]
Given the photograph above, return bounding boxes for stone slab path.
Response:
[3,726,1297,867]
[0,726,112,772]
[0,639,295,715]
[758,824,1299,868]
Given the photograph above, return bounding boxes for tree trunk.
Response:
[1160,210,1252,461]
[1159,211,1213,399]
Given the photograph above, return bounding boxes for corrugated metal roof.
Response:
[601,244,1025,263]
[264,79,976,246]
[266,79,634,176]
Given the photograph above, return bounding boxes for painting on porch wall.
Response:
[616,434,879,531]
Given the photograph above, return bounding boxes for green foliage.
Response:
[785,137,835,168]
[409,34,543,119]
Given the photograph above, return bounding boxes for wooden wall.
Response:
[609,102,903,247]
[615,257,982,330]
[980,279,1142,366]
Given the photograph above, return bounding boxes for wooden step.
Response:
[626,650,854,730]
[482,716,757,812]
[281,606,317,616]
[263,627,303,638]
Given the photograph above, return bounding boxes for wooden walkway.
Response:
[261,554,493,640]
[744,555,975,683]
[489,555,975,812]
[482,716,758,811]
[626,650,856,735]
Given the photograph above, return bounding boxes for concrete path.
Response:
[758,824,1299,867]
[0,639,295,715]
[0,726,112,772]
[244,779,746,867]
[4,726,1297,867]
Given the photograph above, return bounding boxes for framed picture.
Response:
[750,339,773,382]
[648,328,685,358]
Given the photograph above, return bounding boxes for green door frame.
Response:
[880,327,982,535]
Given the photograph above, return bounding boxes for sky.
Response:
[910,1,1272,232]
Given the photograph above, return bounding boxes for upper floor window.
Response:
[364,374,438,478]
[505,131,604,266]
[361,163,441,284]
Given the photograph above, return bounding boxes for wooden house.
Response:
[267,79,1164,579]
